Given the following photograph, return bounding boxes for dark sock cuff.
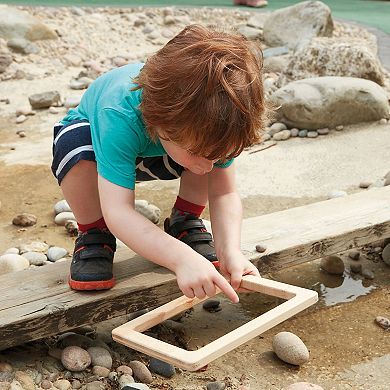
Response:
[173,196,205,217]
[78,217,107,233]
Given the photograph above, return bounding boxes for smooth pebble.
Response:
[348,250,360,260]
[54,200,72,214]
[53,379,71,390]
[128,361,152,384]
[149,357,175,378]
[272,331,309,365]
[12,213,37,227]
[255,244,267,253]
[307,131,318,138]
[320,255,345,275]
[206,382,226,390]
[203,299,222,312]
[359,181,372,189]
[362,268,374,279]
[382,244,390,265]
[22,251,47,266]
[118,374,135,388]
[55,212,76,226]
[92,366,110,377]
[375,316,390,330]
[47,246,68,262]
[61,346,91,372]
[298,129,307,137]
[0,254,30,274]
[4,247,19,255]
[87,347,112,369]
[349,262,362,274]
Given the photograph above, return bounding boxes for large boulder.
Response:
[277,37,385,87]
[270,76,389,129]
[0,5,57,41]
[263,1,333,49]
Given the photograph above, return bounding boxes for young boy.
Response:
[51,25,266,303]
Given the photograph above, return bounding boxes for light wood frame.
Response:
[112,275,318,371]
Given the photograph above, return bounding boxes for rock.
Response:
[317,128,329,135]
[0,254,29,274]
[237,25,262,41]
[47,246,68,262]
[273,130,291,141]
[348,251,360,261]
[29,91,61,109]
[283,383,324,390]
[17,131,26,137]
[246,12,268,30]
[375,316,390,330]
[290,128,299,137]
[128,361,152,384]
[86,381,104,390]
[118,374,135,387]
[19,241,48,253]
[12,213,37,227]
[40,379,52,389]
[298,130,307,138]
[350,262,362,274]
[65,220,78,236]
[379,118,388,125]
[362,268,374,280]
[0,52,12,73]
[87,347,112,369]
[272,331,310,365]
[327,190,347,199]
[92,366,110,378]
[255,244,267,253]
[335,125,344,131]
[206,382,226,390]
[9,380,23,390]
[64,96,81,108]
[320,255,345,275]
[116,366,133,376]
[14,372,35,390]
[263,46,289,59]
[134,200,160,224]
[49,106,59,114]
[53,379,71,390]
[71,379,82,389]
[306,131,318,138]
[121,384,150,390]
[22,251,47,266]
[382,244,390,266]
[54,199,72,215]
[69,77,93,90]
[270,77,389,130]
[4,247,19,255]
[278,37,385,87]
[203,299,222,312]
[16,115,27,124]
[149,358,175,378]
[0,6,57,41]
[263,1,333,49]
[359,181,372,189]
[7,38,39,54]
[55,211,76,225]
[61,346,91,372]
[269,122,287,135]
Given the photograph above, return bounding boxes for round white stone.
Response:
[272,331,309,365]
[54,199,72,215]
[55,212,76,225]
[47,247,68,262]
[0,254,30,275]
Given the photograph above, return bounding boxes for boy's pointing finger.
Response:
[215,274,239,303]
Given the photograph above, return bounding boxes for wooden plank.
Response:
[112,276,318,371]
[0,186,389,349]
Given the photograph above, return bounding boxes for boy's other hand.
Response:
[218,249,260,291]
[173,255,239,303]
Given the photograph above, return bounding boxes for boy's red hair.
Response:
[135,24,266,161]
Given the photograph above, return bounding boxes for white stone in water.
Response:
[272,331,309,365]
[135,200,161,224]
[4,247,19,255]
[22,251,47,266]
[327,190,347,199]
[19,241,49,254]
[284,383,324,390]
[55,211,76,225]
[47,246,68,262]
[54,199,72,215]
[0,254,30,275]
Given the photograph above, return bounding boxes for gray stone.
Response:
[0,6,57,41]
[350,262,362,274]
[270,77,389,130]
[307,131,318,138]
[87,347,112,369]
[298,130,308,138]
[272,331,309,365]
[263,46,289,59]
[118,374,135,388]
[203,299,222,312]
[269,122,287,134]
[47,246,68,262]
[61,346,91,372]
[335,125,344,131]
[317,128,329,135]
[348,251,360,261]
[320,255,345,275]
[278,37,385,87]
[69,77,92,90]
[29,91,61,109]
[53,379,71,390]
[381,244,390,266]
[128,361,152,384]
[134,200,160,224]
[7,38,39,54]
[19,241,48,253]
[22,251,47,266]
[149,358,175,378]
[263,1,333,49]
[85,381,104,390]
[92,366,109,378]
[206,382,226,390]
[384,171,390,187]
[64,96,82,108]
[273,130,291,141]
[14,372,35,390]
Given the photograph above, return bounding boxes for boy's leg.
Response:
[52,121,116,290]
[164,170,217,262]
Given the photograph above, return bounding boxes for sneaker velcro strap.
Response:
[181,232,213,245]
[77,233,116,249]
[168,219,206,237]
[79,248,114,261]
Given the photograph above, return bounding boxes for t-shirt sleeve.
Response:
[92,108,140,190]
[214,158,234,169]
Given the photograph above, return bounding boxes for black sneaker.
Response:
[68,228,116,290]
[164,216,218,263]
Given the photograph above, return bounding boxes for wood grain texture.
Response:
[0,186,389,349]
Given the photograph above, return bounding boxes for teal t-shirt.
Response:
[61,63,233,190]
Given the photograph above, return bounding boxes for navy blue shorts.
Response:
[51,120,184,185]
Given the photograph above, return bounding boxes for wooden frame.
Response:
[112,275,318,371]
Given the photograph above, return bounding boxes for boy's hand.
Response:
[218,249,260,290]
[173,254,239,303]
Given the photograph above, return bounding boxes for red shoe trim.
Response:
[68,276,116,291]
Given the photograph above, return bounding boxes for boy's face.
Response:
[159,137,217,176]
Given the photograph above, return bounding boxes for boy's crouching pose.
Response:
[51,25,266,303]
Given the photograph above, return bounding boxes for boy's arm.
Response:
[97,175,238,302]
[208,163,260,289]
